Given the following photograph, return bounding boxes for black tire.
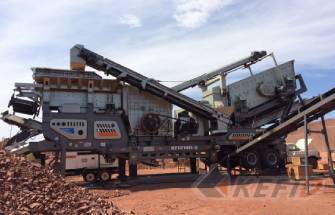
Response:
[261,149,280,169]
[308,157,318,169]
[83,171,96,183]
[241,150,260,169]
[99,170,111,182]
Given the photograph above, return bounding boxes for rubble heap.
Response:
[0,147,128,215]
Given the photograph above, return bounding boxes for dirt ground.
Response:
[73,167,335,215]
[108,182,335,215]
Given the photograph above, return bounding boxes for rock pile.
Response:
[0,148,128,215]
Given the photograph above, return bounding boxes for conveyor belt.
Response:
[236,88,335,154]
[172,51,266,92]
[1,112,42,151]
[1,112,42,131]
[72,45,230,123]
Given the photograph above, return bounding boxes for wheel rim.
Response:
[100,172,110,181]
[85,173,95,182]
[266,153,278,166]
[246,152,258,166]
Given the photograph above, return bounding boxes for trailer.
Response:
[2,45,335,182]
[65,151,118,182]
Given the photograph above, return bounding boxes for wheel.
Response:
[83,172,96,182]
[241,150,260,169]
[261,149,280,168]
[99,170,111,182]
[308,157,318,169]
[141,113,161,134]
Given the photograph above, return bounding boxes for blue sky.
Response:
[0,0,335,137]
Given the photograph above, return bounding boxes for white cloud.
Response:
[107,1,335,84]
[119,14,142,28]
[174,0,233,28]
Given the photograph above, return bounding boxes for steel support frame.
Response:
[320,116,335,186]
[303,114,335,194]
[303,115,310,194]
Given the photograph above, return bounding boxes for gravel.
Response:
[0,147,130,215]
